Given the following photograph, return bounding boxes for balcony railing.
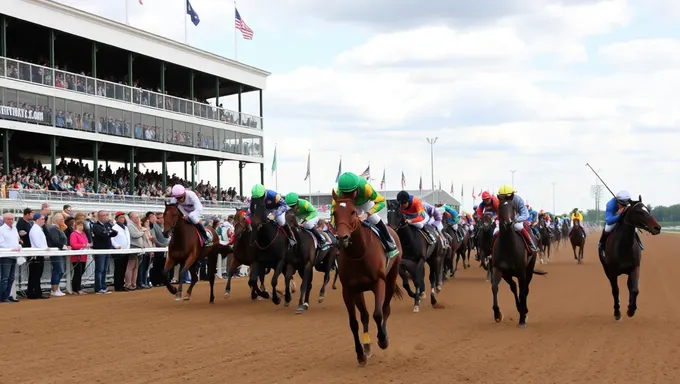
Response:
[0,56,262,131]
[6,188,248,210]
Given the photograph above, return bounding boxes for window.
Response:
[65,100,82,130]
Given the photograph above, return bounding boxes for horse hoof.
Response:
[357,358,367,367]
[224,292,230,298]
[378,338,389,350]
[295,305,305,314]
[332,285,337,290]
[183,296,191,301]
[413,305,420,313]
[304,302,309,309]
[495,313,503,323]
[614,316,622,322]
[363,344,373,358]
[318,295,325,303]
[435,286,442,293]
[272,296,281,306]
[175,295,182,302]
[627,308,636,317]
[261,291,271,300]
[518,323,527,329]
[419,292,426,299]
[284,301,290,307]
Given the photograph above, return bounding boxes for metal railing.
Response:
[6,188,248,210]
[0,56,262,131]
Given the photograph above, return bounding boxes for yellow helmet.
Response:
[498,184,515,196]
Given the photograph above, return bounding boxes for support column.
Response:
[191,155,196,188]
[128,53,134,86]
[93,142,100,192]
[50,136,58,175]
[91,41,98,78]
[189,70,194,99]
[259,89,263,129]
[129,147,135,195]
[216,160,223,198]
[49,29,56,68]
[160,62,165,93]
[260,163,264,185]
[2,130,11,178]
[239,161,245,197]
[1,16,6,57]
[215,78,220,106]
[184,160,187,180]
[161,151,167,191]
[237,84,243,125]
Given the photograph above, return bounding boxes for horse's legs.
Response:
[318,260,332,303]
[502,274,520,313]
[184,264,199,301]
[398,263,416,298]
[627,267,640,317]
[417,258,427,301]
[248,261,267,300]
[491,268,503,322]
[270,259,285,305]
[342,288,366,366]
[207,254,217,303]
[163,258,178,297]
[332,259,339,289]
[296,261,313,314]
[608,273,622,321]
[428,259,441,308]
[355,292,373,358]
[372,279,388,349]
[572,245,578,261]
[283,263,294,306]
[517,274,529,328]
[224,265,233,297]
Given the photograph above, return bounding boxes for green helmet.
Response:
[337,172,360,193]
[251,184,266,198]
[285,192,299,206]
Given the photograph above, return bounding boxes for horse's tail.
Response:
[533,269,548,276]
[393,284,404,300]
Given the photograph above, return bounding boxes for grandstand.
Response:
[0,0,269,214]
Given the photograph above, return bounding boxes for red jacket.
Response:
[69,230,89,263]
[476,196,500,217]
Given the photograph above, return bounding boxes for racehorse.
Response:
[561,220,570,247]
[387,203,444,312]
[441,220,461,279]
[569,218,586,264]
[455,223,471,271]
[601,195,661,321]
[248,195,289,305]
[490,200,547,327]
[476,212,495,282]
[331,190,404,366]
[537,217,552,264]
[224,210,268,299]
[552,220,562,250]
[162,203,230,303]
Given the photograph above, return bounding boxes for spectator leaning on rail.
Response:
[47,213,69,297]
[168,184,213,246]
[69,219,90,295]
[148,212,169,287]
[28,213,50,299]
[0,212,22,303]
[111,212,131,292]
[91,210,117,294]
[126,211,144,291]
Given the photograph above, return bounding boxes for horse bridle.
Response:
[621,202,653,234]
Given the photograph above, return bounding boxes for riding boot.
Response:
[635,230,644,250]
[598,229,609,259]
[520,228,538,253]
[310,226,327,247]
[374,220,398,256]
[282,223,297,246]
[194,222,213,245]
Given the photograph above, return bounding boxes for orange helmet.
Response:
[481,191,491,200]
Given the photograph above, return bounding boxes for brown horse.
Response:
[224,210,269,299]
[331,190,403,366]
[162,203,230,303]
[569,219,586,264]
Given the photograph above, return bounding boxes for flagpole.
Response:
[125,0,130,25]
[184,1,188,44]
[274,143,278,191]
[234,0,238,61]
[308,149,312,203]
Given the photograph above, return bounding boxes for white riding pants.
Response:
[410,220,426,229]
[357,201,382,225]
[302,216,319,230]
[187,211,201,225]
[435,222,443,232]
[453,224,458,231]
[269,209,286,226]
[604,223,617,233]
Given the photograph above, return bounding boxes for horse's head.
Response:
[332,189,359,248]
[497,199,515,230]
[162,202,181,236]
[232,210,249,238]
[482,212,494,226]
[249,196,267,229]
[285,208,299,230]
[386,200,405,230]
[621,195,661,235]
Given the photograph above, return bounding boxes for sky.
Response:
[53,0,680,213]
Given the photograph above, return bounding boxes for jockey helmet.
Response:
[473,205,479,210]
[171,184,186,197]
[396,190,410,204]
[337,172,360,193]
[481,191,491,200]
[251,184,266,198]
[572,208,578,213]
[615,190,631,204]
[285,192,299,207]
[497,184,514,197]
[539,209,544,214]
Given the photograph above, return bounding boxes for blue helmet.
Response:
[473,205,479,210]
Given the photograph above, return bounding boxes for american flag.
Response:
[235,8,254,40]
[359,165,370,180]
[450,182,454,194]
[419,176,423,193]
[380,169,386,190]
[401,171,406,189]
[472,187,476,200]
[303,152,310,181]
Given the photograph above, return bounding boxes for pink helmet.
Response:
[171,184,186,197]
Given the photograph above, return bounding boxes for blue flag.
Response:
[186,0,200,26]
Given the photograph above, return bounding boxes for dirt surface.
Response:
[2,234,680,384]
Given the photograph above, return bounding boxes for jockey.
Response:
[396,190,428,228]
[440,204,464,242]
[424,201,447,246]
[598,190,641,258]
[527,204,540,239]
[476,191,499,219]
[284,192,328,247]
[332,172,398,256]
[250,184,296,246]
[496,184,538,254]
[169,184,212,246]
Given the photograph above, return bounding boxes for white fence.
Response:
[0,246,231,297]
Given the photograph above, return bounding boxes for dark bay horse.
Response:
[248,196,289,305]
[537,218,551,264]
[491,200,547,328]
[442,220,461,279]
[569,219,586,264]
[224,210,268,299]
[601,196,661,321]
[162,203,230,303]
[387,204,444,312]
[455,223,471,271]
[552,220,562,250]
[332,190,403,366]
[476,212,495,282]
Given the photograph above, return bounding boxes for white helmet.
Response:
[171,184,186,197]
[615,190,631,203]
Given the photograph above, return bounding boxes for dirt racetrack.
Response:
[2,234,680,384]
